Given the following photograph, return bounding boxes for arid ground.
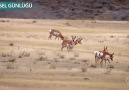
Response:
[0,18,129,90]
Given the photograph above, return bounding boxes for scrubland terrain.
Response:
[0,18,129,90]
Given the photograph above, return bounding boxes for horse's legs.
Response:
[49,34,52,39]
[108,60,110,64]
[105,60,106,66]
[100,58,104,67]
[95,56,97,67]
[55,36,57,40]
[58,36,59,40]
[61,45,65,51]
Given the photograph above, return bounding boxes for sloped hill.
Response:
[0,0,129,20]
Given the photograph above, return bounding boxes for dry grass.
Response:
[19,51,30,57]
[110,35,114,38]
[84,78,89,80]
[90,64,96,68]
[0,20,6,22]
[32,20,37,23]
[127,35,129,38]
[1,52,12,57]
[8,58,16,62]
[74,52,79,57]
[6,63,15,69]
[9,43,14,46]
[82,59,90,65]
[81,67,87,72]
[36,56,47,61]
[38,50,45,55]
[126,66,129,72]
[108,65,115,68]
[0,19,129,90]
[54,57,58,62]
[69,57,75,60]
[7,65,14,69]
[82,59,88,62]
[50,64,56,69]
[58,54,65,59]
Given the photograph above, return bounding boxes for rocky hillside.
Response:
[0,0,129,20]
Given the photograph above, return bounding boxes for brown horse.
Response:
[48,29,64,40]
[94,46,107,66]
[61,37,83,51]
[100,52,114,67]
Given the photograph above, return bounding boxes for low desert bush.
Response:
[9,43,14,46]
[90,64,96,68]
[74,52,79,57]
[108,65,114,68]
[1,53,12,57]
[8,58,16,62]
[69,57,75,60]
[58,54,65,59]
[19,51,30,57]
[50,64,56,69]
[6,64,15,69]
[81,67,87,72]
[36,56,47,61]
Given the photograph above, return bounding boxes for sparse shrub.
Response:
[0,20,9,22]
[90,64,96,68]
[82,59,90,65]
[59,54,65,59]
[74,61,80,64]
[50,64,56,69]
[74,52,79,57]
[127,35,129,38]
[37,56,47,61]
[54,58,58,62]
[108,65,114,68]
[65,22,71,26]
[126,66,129,72]
[8,58,16,62]
[84,78,89,80]
[9,43,14,46]
[7,66,14,69]
[110,35,114,38]
[6,64,14,69]
[30,68,32,71]
[98,40,104,43]
[48,62,51,64]
[6,20,9,22]
[18,55,22,58]
[1,53,12,57]
[38,51,45,55]
[81,67,87,72]
[82,59,88,62]
[69,57,75,60]
[19,51,30,57]
[32,20,36,23]
[1,53,7,57]
[0,20,5,22]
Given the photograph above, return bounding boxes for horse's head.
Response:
[71,36,76,42]
[77,37,83,44]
